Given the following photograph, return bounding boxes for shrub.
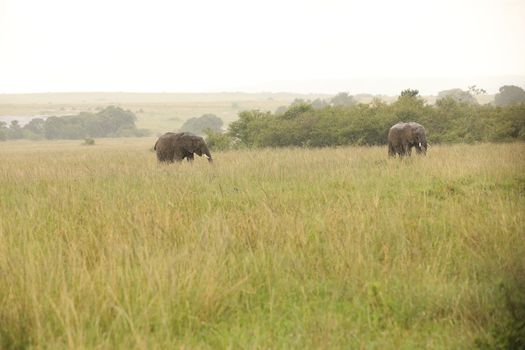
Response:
[82,138,95,145]
[204,129,239,151]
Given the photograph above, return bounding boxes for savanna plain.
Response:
[0,139,524,349]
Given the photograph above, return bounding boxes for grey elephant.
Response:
[388,122,427,157]
[154,132,213,163]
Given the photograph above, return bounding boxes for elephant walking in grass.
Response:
[388,122,427,157]
[154,132,213,163]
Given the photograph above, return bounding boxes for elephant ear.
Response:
[414,126,424,140]
[194,139,204,156]
[410,125,419,141]
[184,136,201,155]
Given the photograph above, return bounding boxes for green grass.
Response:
[0,140,523,348]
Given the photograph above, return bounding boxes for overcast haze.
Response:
[1,0,524,94]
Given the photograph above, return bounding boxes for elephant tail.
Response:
[153,140,158,151]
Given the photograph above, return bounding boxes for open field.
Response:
[0,140,524,348]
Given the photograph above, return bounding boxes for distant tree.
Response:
[400,89,419,98]
[44,117,66,139]
[354,94,375,103]
[494,85,525,106]
[23,118,46,136]
[311,98,329,109]
[330,92,356,106]
[180,114,223,135]
[42,106,145,139]
[392,89,429,132]
[437,89,478,105]
[7,120,24,139]
[467,85,486,95]
[281,103,313,120]
[275,98,328,115]
[0,121,7,141]
[95,106,137,136]
[82,138,95,145]
[274,106,288,115]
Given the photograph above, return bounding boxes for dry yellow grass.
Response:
[0,140,524,348]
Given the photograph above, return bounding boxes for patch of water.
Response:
[0,115,51,126]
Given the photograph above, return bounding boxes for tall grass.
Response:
[0,139,524,348]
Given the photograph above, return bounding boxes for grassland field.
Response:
[0,139,523,348]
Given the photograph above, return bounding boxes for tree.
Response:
[330,92,356,106]
[0,121,7,141]
[180,114,223,135]
[42,106,145,139]
[274,106,288,115]
[280,103,313,120]
[400,89,419,98]
[495,85,525,106]
[437,89,478,105]
[311,98,329,110]
[7,120,24,139]
[228,110,272,147]
[394,89,427,123]
[23,118,45,136]
[468,85,486,95]
[204,129,238,151]
[44,117,66,139]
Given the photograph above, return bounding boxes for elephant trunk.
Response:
[418,138,428,155]
[202,145,213,163]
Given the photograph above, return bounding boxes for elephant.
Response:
[388,122,427,157]
[154,132,213,163]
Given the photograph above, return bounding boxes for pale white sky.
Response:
[1,0,524,94]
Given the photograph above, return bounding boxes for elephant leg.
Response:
[388,143,396,157]
[157,150,173,163]
[186,153,194,163]
[401,142,410,156]
[394,144,403,157]
[174,149,190,162]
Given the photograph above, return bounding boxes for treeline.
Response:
[205,88,525,150]
[0,106,149,141]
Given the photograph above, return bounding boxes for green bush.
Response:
[226,90,525,148]
[204,129,240,151]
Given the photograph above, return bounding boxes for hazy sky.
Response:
[1,0,524,94]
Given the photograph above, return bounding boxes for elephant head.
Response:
[154,132,213,163]
[178,132,213,162]
[388,122,427,157]
[407,122,427,155]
